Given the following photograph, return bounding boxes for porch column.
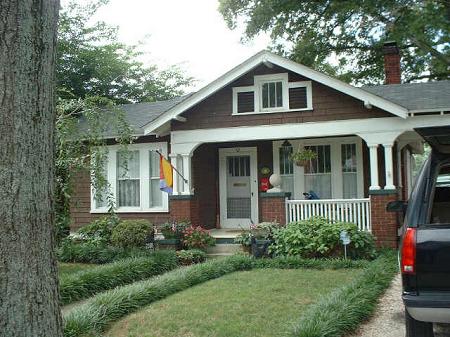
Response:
[181,154,192,195]
[169,154,180,195]
[383,143,396,190]
[368,144,381,190]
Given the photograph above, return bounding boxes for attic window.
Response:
[237,91,254,113]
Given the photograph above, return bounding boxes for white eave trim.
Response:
[143,51,409,134]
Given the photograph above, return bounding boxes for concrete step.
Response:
[206,243,243,255]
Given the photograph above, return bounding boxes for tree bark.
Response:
[0,1,62,337]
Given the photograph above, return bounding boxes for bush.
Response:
[60,250,178,305]
[176,249,207,265]
[289,250,398,337]
[77,215,120,245]
[57,240,154,264]
[251,256,370,270]
[270,217,376,259]
[182,225,215,250]
[159,221,189,239]
[111,219,152,248]
[63,255,253,337]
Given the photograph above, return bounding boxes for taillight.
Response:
[401,228,417,274]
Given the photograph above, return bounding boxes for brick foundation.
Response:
[259,192,290,224]
[169,195,200,225]
[370,191,399,248]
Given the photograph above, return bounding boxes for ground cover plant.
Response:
[59,263,97,276]
[60,250,178,305]
[62,254,367,337]
[105,268,358,337]
[290,250,398,337]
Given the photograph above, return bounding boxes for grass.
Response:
[105,268,359,337]
[59,263,97,276]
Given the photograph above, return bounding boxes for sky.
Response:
[64,0,271,90]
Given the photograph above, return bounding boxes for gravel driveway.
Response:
[350,274,450,337]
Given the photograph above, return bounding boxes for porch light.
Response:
[281,140,292,148]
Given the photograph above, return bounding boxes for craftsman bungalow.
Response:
[70,42,450,247]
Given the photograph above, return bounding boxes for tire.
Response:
[405,308,434,337]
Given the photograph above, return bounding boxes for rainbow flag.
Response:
[159,154,173,194]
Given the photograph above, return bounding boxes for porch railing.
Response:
[285,198,371,232]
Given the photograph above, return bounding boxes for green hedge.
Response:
[289,250,398,337]
[63,255,253,337]
[57,241,154,264]
[60,250,178,305]
[251,256,370,270]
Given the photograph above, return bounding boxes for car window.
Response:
[429,165,450,224]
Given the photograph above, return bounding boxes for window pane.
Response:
[262,83,269,108]
[276,81,283,107]
[269,82,276,107]
[342,144,358,198]
[117,150,140,207]
[94,159,108,208]
[279,146,293,175]
[305,173,332,199]
[149,151,159,177]
[150,179,162,207]
[117,151,140,178]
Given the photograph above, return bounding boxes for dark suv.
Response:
[398,127,450,337]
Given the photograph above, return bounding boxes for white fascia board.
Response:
[171,114,450,147]
[144,51,409,135]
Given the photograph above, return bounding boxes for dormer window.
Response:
[232,72,312,115]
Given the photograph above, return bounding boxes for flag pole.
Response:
[154,150,188,183]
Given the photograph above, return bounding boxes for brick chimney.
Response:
[382,41,401,84]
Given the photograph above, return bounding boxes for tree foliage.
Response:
[219,0,450,84]
[57,0,193,103]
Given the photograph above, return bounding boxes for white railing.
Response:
[286,198,371,232]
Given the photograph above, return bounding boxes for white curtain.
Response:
[343,173,357,199]
[305,173,332,199]
[117,151,140,207]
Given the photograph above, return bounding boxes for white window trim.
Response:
[90,142,169,213]
[232,73,313,115]
[272,136,364,200]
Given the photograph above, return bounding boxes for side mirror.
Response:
[386,200,408,213]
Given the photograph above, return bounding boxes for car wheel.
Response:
[405,308,434,337]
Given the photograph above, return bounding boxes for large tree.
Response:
[0,1,63,337]
[58,0,192,103]
[219,0,450,84]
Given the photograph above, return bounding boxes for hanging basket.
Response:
[295,159,309,167]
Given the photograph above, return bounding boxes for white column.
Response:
[383,143,396,190]
[181,154,192,195]
[169,154,179,195]
[368,144,380,190]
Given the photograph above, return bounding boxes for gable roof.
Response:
[142,50,409,134]
[363,81,450,113]
[77,94,193,138]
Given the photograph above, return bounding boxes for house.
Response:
[70,42,450,247]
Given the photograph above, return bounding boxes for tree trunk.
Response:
[0,1,62,337]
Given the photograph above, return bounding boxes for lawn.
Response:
[105,268,359,337]
[59,263,96,276]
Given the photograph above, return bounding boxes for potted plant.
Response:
[157,221,189,250]
[182,225,215,251]
[249,222,279,258]
[289,148,317,167]
[234,231,252,254]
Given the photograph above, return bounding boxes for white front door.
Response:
[219,147,258,229]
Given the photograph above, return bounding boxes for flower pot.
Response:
[156,238,181,250]
[251,237,272,258]
[295,159,309,167]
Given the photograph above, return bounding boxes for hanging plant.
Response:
[289,148,317,167]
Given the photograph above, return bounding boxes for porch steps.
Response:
[207,229,245,256]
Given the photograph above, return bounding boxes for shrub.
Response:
[63,255,253,337]
[77,215,120,245]
[289,250,398,337]
[251,256,370,270]
[60,250,178,305]
[182,225,215,250]
[234,232,252,247]
[176,249,207,265]
[111,219,152,248]
[270,216,376,259]
[57,241,154,264]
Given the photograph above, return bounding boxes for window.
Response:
[430,165,450,224]
[232,73,312,115]
[261,81,283,109]
[304,145,332,199]
[92,158,108,209]
[342,144,358,199]
[91,143,169,212]
[279,143,294,195]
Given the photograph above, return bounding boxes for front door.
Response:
[219,147,258,229]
